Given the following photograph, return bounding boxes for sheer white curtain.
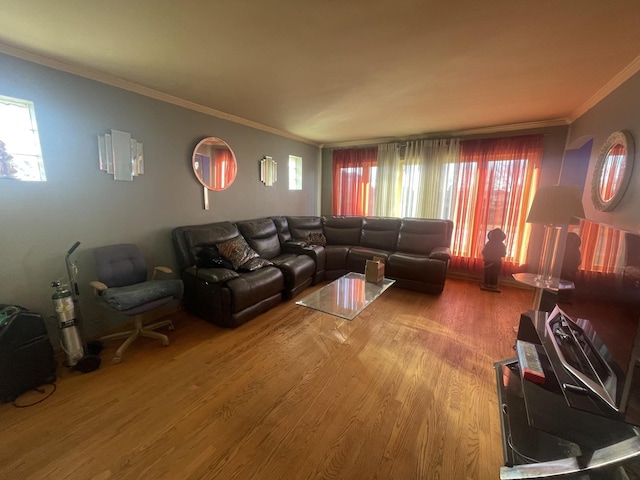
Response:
[373,139,460,218]
[373,143,400,216]
[407,138,460,218]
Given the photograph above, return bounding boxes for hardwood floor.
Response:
[0,277,531,479]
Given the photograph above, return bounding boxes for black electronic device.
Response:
[0,305,57,403]
[548,218,640,422]
[495,311,640,478]
[546,306,620,411]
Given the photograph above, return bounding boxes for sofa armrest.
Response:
[184,266,240,283]
[282,240,308,252]
[429,247,451,262]
[280,242,326,278]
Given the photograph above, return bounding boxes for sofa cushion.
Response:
[225,267,284,313]
[236,218,282,259]
[239,257,273,272]
[271,216,292,244]
[360,217,401,250]
[396,219,452,255]
[178,222,240,268]
[271,254,316,295]
[287,216,323,240]
[322,216,363,245]
[217,235,259,270]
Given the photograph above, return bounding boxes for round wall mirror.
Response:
[192,137,237,191]
[591,131,634,212]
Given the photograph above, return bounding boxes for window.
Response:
[332,148,377,215]
[448,135,543,274]
[0,95,45,181]
[398,162,418,217]
[374,140,459,219]
[445,158,532,262]
[289,155,302,190]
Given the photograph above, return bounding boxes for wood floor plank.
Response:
[0,277,531,479]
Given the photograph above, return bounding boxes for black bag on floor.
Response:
[0,305,57,403]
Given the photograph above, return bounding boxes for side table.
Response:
[512,272,574,311]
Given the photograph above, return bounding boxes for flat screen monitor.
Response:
[550,218,640,423]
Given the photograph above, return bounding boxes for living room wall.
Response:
[0,53,321,339]
[566,70,640,232]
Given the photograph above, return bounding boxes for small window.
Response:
[0,95,46,181]
[289,155,302,190]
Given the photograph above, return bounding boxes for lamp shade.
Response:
[526,185,585,225]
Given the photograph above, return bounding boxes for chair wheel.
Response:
[111,356,122,364]
[162,340,169,347]
[168,323,175,331]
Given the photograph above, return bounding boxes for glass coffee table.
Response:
[295,272,395,320]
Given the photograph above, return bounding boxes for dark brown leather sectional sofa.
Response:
[172,216,453,328]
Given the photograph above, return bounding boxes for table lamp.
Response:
[526,185,585,287]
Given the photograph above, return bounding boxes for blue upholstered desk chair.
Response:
[89,244,183,364]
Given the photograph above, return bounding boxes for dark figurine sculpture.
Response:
[481,228,507,292]
[560,232,582,282]
[558,232,582,303]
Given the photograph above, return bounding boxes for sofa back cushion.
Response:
[396,219,453,255]
[236,218,282,259]
[322,216,363,245]
[172,221,239,270]
[360,217,401,251]
[287,216,323,240]
[271,216,292,244]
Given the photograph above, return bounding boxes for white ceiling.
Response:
[1,0,640,146]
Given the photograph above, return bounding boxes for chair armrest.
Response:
[89,280,108,294]
[429,247,451,262]
[152,266,173,280]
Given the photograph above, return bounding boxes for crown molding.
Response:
[568,54,640,123]
[0,42,321,147]
[322,119,570,149]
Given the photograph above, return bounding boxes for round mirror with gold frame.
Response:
[192,137,237,191]
[591,130,634,212]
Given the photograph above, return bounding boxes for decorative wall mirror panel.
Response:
[591,130,635,212]
[98,129,144,181]
[260,156,277,186]
[192,137,237,210]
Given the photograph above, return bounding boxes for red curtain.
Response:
[574,220,622,278]
[449,135,543,275]
[332,148,377,215]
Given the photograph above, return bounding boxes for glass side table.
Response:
[512,272,574,311]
